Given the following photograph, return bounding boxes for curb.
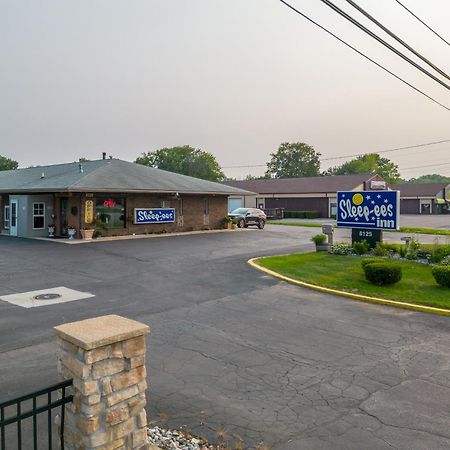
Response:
[28,228,255,245]
[248,257,450,317]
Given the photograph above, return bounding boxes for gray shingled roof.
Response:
[0,159,253,195]
[223,174,379,194]
[390,183,448,197]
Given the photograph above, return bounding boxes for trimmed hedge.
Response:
[284,210,320,219]
[363,262,402,286]
[432,266,450,288]
[361,258,382,268]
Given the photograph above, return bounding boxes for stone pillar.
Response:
[54,315,150,450]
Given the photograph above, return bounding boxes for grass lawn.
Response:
[258,252,450,309]
[267,221,450,236]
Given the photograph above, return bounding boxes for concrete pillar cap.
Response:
[54,315,150,350]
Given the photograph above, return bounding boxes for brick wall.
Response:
[84,193,228,237]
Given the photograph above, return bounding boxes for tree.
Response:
[265,142,321,178]
[135,146,224,181]
[404,174,450,184]
[0,155,18,171]
[245,174,271,180]
[326,153,401,184]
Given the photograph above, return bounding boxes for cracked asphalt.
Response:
[1,225,450,449]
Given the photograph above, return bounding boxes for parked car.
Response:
[228,208,267,229]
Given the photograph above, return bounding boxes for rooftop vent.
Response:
[40,172,45,179]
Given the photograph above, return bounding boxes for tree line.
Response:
[1,143,449,185]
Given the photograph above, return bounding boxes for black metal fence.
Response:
[0,379,73,450]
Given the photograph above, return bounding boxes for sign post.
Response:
[336,191,400,248]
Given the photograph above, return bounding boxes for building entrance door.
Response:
[10,200,18,236]
[60,198,68,236]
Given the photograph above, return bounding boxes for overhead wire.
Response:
[318,0,450,91]
[221,139,450,169]
[394,0,450,47]
[344,0,450,82]
[277,0,450,112]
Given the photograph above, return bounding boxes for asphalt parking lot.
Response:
[1,225,450,449]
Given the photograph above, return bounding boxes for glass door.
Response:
[10,200,18,236]
[3,205,10,230]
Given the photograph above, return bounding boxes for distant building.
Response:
[0,158,250,239]
[223,174,386,217]
[390,183,450,214]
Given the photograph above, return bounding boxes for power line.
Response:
[401,160,450,172]
[321,139,450,161]
[278,0,450,112]
[221,139,450,169]
[318,0,450,91]
[394,0,450,47]
[345,0,450,82]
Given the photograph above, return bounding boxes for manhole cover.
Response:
[33,293,62,301]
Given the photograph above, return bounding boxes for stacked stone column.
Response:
[54,315,150,450]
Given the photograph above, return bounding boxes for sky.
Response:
[0,0,449,179]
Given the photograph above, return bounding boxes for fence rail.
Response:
[0,379,73,450]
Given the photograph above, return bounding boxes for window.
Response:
[96,197,125,228]
[4,205,10,229]
[203,198,209,215]
[161,200,170,208]
[33,202,45,229]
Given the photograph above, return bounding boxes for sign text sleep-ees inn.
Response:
[134,208,175,224]
[336,191,400,230]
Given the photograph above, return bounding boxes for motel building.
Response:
[390,182,450,215]
[224,174,387,218]
[0,158,251,239]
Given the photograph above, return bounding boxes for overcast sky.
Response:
[0,0,449,179]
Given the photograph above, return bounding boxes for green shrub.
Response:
[354,240,370,255]
[416,248,432,260]
[304,210,320,219]
[380,243,401,254]
[429,246,450,263]
[363,263,402,286]
[311,234,327,245]
[371,243,389,257]
[284,210,320,219]
[399,245,407,258]
[432,266,450,287]
[329,242,353,255]
[361,258,382,268]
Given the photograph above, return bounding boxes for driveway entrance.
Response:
[1,227,450,449]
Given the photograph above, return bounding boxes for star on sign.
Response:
[371,216,375,220]
[366,195,371,200]
[377,194,381,199]
[371,201,375,205]
[355,217,359,221]
[384,199,389,203]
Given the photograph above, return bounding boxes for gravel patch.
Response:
[147,426,225,450]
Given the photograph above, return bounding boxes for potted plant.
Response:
[223,216,235,230]
[47,223,55,238]
[80,227,95,240]
[67,225,77,239]
[311,233,329,251]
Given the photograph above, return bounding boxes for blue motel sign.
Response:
[336,191,400,230]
